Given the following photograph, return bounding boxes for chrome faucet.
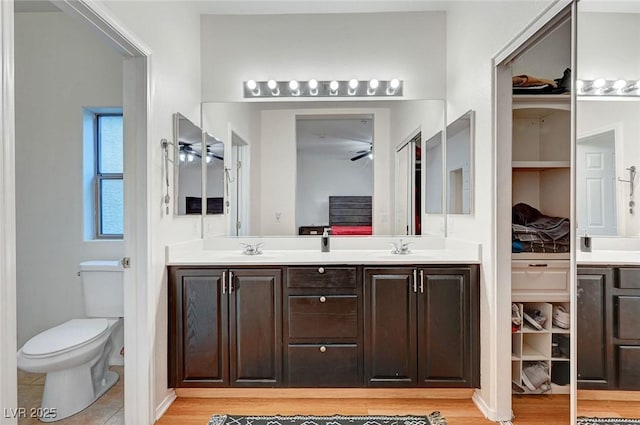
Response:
[390,239,412,255]
[240,242,263,255]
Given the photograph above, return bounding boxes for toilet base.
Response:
[39,367,118,422]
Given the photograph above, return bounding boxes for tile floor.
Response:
[17,366,123,425]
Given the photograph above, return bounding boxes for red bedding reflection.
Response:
[331,225,373,235]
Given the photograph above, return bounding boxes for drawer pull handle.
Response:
[319,346,327,353]
[318,267,325,274]
[528,264,548,268]
[319,296,326,303]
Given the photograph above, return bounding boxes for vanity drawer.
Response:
[287,267,357,289]
[616,296,640,340]
[287,344,360,387]
[512,260,569,293]
[618,268,640,289]
[288,295,358,339]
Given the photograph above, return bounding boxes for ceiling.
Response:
[297,116,374,161]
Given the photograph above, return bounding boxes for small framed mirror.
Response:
[204,132,224,215]
[173,113,204,215]
[446,110,475,215]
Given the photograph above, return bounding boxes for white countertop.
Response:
[166,236,481,266]
[577,250,640,266]
[576,237,640,266]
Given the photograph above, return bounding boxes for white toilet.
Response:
[17,260,124,422]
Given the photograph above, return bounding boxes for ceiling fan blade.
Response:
[350,151,370,161]
[211,154,223,161]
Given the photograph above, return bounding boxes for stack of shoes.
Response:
[523,309,547,330]
[512,303,522,332]
[522,361,551,392]
[553,305,570,329]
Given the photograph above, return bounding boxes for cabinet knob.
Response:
[318,267,325,274]
[319,346,327,353]
[319,296,326,303]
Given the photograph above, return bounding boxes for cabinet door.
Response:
[418,267,479,388]
[577,268,612,389]
[228,269,282,386]
[364,268,417,386]
[168,268,228,387]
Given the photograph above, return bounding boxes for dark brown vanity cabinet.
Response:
[168,267,282,387]
[577,266,640,390]
[363,266,479,388]
[283,266,363,387]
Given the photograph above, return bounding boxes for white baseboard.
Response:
[155,389,177,422]
[472,390,513,423]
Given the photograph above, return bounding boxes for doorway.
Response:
[576,129,618,236]
[1,1,150,424]
[229,132,249,236]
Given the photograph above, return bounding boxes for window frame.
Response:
[94,113,124,239]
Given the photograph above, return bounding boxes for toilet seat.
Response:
[22,319,109,359]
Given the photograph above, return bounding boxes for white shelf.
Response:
[512,161,570,169]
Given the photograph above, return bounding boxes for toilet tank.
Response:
[80,260,124,318]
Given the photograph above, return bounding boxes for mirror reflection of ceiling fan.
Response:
[179,141,223,162]
[350,142,373,161]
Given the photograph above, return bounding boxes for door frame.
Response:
[0,1,153,424]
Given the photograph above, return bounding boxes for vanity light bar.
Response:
[577,79,640,96]
[243,79,403,98]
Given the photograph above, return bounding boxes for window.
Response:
[95,114,123,239]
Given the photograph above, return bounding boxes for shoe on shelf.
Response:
[553,305,570,329]
[521,361,550,392]
[512,303,522,332]
[523,309,547,330]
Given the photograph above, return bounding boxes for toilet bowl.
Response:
[17,318,122,422]
[17,260,124,422]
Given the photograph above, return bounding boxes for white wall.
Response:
[447,124,471,214]
[14,12,124,347]
[445,0,556,420]
[296,156,373,228]
[98,0,203,416]
[201,11,446,101]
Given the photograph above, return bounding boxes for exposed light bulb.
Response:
[613,79,626,90]
[368,152,373,160]
[187,153,194,162]
[329,80,339,95]
[593,78,606,89]
[387,78,401,95]
[206,155,212,164]
[289,80,300,96]
[308,79,319,95]
[367,79,379,95]
[267,79,279,96]
[576,80,584,91]
[246,79,260,96]
[348,79,358,95]
[179,152,186,162]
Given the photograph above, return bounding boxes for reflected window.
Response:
[95,114,124,238]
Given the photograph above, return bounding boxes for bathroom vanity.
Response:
[577,249,640,391]
[166,239,480,389]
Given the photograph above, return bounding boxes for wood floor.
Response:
[156,395,571,425]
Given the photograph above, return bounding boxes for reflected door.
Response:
[395,133,421,235]
[229,133,249,236]
[577,130,617,236]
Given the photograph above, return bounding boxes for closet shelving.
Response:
[511,95,571,395]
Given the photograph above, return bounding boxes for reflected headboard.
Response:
[329,196,372,226]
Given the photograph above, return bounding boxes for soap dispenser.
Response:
[321,228,330,252]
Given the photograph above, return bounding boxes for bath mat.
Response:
[578,418,640,425]
[208,413,447,425]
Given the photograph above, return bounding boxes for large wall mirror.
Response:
[201,99,446,237]
[576,2,640,420]
[446,110,474,215]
